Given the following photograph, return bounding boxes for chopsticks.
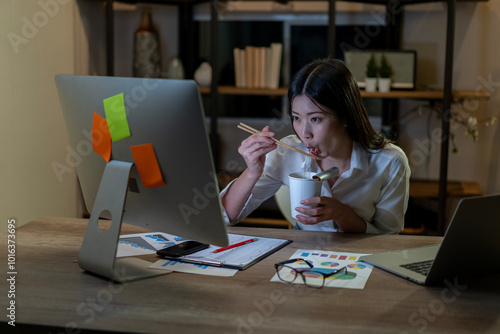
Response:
[237,122,316,160]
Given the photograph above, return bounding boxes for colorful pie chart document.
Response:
[271,249,374,289]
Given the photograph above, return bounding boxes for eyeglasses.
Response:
[274,258,349,288]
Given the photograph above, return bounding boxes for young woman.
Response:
[220,58,411,234]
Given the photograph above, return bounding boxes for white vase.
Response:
[378,78,391,92]
[194,62,212,87]
[167,58,185,79]
[365,77,377,92]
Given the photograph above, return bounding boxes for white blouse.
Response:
[220,135,411,234]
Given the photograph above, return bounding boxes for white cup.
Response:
[288,172,322,219]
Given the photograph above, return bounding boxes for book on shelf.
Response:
[233,43,282,90]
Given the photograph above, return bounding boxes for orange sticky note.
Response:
[92,113,112,162]
[130,144,166,188]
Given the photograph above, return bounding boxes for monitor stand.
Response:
[78,160,171,282]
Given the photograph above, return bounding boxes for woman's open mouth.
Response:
[307,147,319,155]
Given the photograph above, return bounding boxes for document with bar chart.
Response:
[271,249,374,289]
[148,258,239,277]
[118,232,291,275]
[117,232,187,257]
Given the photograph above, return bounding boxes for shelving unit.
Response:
[205,0,489,235]
[89,0,488,235]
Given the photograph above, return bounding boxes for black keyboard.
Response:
[400,260,433,276]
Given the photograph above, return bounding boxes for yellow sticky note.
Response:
[103,93,131,142]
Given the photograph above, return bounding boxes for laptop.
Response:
[360,194,500,285]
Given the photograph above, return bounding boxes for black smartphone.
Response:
[156,241,210,258]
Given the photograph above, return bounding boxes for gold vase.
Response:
[133,7,161,78]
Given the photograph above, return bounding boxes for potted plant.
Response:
[365,53,378,92]
[378,54,393,92]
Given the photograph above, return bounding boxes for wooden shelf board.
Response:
[337,0,488,4]
[239,217,292,229]
[200,85,490,100]
[107,0,488,4]
[409,179,483,198]
[108,0,208,4]
[200,85,289,96]
[361,90,490,100]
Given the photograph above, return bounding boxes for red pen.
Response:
[212,238,257,253]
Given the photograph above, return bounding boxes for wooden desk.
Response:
[2,217,500,333]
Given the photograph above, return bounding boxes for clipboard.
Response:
[158,233,292,270]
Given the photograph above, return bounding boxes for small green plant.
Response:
[365,54,379,78]
[379,54,394,78]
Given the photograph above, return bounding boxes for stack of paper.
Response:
[118,232,292,274]
[233,43,282,89]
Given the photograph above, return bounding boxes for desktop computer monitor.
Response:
[55,75,229,282]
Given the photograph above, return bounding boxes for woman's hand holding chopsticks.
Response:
[221,125,277,221]
[237,125,277,179]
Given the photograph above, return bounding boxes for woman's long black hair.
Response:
[288,58,389,152]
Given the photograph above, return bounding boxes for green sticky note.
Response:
[103,93,131,142]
